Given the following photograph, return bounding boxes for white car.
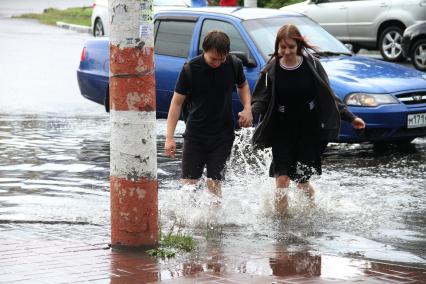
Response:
[91,0,190,37]
[281,0,426,62]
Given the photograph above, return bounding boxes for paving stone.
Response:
[1,224,426,284]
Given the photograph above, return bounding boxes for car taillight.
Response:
[92,3,96,8]
[80,47,86,62]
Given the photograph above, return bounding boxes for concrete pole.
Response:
[244,0,257,7]
[109,0,158,248]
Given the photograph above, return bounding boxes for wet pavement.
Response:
[1,6,425,284]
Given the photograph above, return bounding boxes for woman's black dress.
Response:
[269,57,322,183]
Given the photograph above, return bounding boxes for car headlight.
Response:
[345,93,399,107]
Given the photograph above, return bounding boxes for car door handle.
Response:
[339,5,347,9]
[380,2,388,7]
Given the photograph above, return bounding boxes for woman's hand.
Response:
[352,117,366,129]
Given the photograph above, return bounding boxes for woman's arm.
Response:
[251,71,271,118]
[315,59,365,129]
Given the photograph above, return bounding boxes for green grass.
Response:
[147,232,197,258]
[16,7,92,27]
[147,216,197,260]
[147,233,197,259]
[162,233,197,252]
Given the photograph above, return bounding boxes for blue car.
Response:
[77,7,426,144]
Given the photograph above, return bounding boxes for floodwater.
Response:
[0,112,425,269]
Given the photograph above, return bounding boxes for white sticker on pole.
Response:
[139,23,154,48]
[140,0,154,48]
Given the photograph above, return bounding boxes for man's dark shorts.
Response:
[181,136,234,181]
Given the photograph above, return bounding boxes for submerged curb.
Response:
[56,21,90,34]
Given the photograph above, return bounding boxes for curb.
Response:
[56,21,91,34]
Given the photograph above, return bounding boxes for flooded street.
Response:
[0,113,425,269]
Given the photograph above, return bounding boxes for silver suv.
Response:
[281,0,426,62]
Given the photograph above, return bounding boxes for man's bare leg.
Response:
[181,179,199,192]
[275,175,290,215]
[181,179,199,186]
[206,178,222,198]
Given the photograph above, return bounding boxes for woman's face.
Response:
[278,38,298,61]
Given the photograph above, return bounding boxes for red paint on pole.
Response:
[110,177,158,247]
[110,76,156,111]
[110,46,155,74]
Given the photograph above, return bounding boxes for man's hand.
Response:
[352,117,366,129]
[238,107,253,128]
[164,137,176,158]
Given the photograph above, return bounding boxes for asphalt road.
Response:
[0,16,104,115]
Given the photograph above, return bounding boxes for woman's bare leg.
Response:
[275,175,290,215]
[297,182,315,200]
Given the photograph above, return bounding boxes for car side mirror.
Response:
[229,51,257,68]
[344,43,353,51]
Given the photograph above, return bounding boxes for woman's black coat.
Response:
[251,52,357,149]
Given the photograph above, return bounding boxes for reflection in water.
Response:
[110,250,159,283]
[270,251,321,277]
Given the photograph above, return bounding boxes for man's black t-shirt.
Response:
[175,54,246,140]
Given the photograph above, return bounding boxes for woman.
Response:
[251,24,365,214]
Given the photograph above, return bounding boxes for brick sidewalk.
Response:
[0,223,425,283]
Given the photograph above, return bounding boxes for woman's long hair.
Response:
[268,24,318,63]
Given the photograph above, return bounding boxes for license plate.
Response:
[407,112,426,128]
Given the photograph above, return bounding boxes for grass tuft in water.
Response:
[162,233,197,252]
[147,217,197,259]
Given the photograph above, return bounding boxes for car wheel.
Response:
[393,138,414,145]
[351,44,361,54]
[411,39,426,71]
[372,142,389,152]
[94,18,104,37]
[379,26,404,62]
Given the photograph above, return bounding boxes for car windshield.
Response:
[242,16,351,61]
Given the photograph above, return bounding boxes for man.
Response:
[164,30,253,197]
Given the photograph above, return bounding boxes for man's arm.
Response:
[237,81,253,128]
[165,92,186,158]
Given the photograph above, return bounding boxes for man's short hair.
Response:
[202,30,230,55]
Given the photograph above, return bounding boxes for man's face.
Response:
[204,50,227,68]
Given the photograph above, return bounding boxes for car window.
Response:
[242,16,350,61]
[155,20,196,57]
[154,20,159,41]
[199,19,253,60]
